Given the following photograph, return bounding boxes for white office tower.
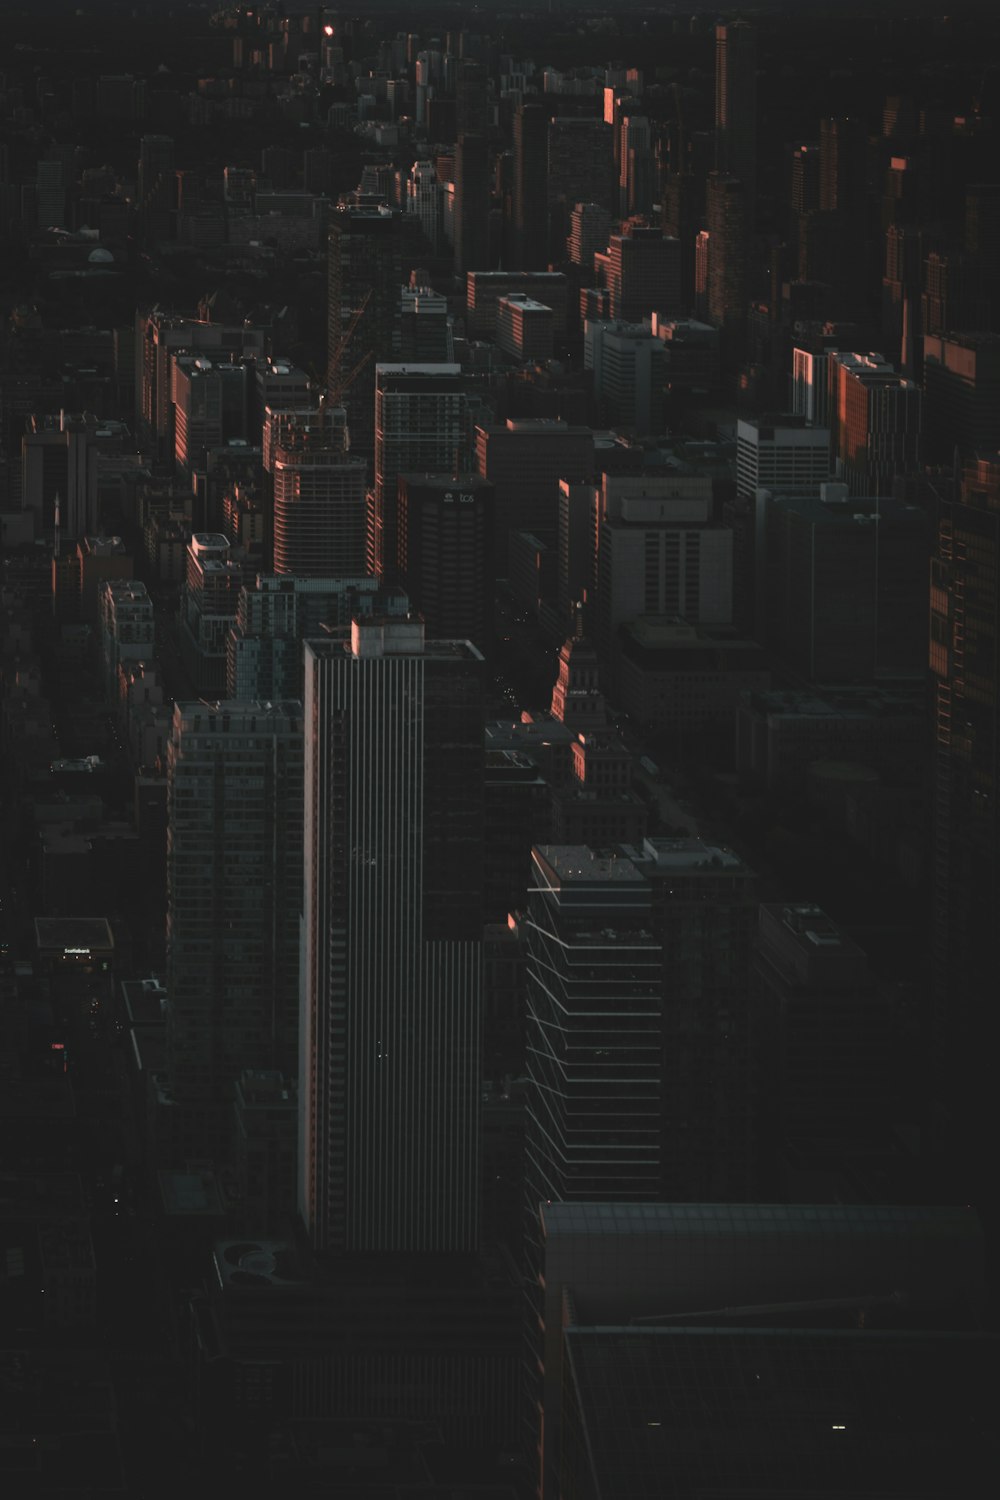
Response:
[735,414,832,499]
[300,618,485,1254]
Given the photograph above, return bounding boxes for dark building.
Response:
[535,1199,987,1500]
[373,363,469,585]
[922,331,1000,462]
[706,173,749,359]
[301,620,485,1254]
[454,59,491,276]
[523,845,665,1224]
[607,222,681,323]
[484,750,551,924]
[754,904,892,1196]
[164,701,303,1162]
[561,1325,995,1500]
[660,171,700,313]
[326,206,405,461]
[548,118,616,258]
[514,100,549,271]
[761,486,927,683]
[396,473,494,649]
[929,455,1000,1194]
[714,20,757,214]
[475,418,595,571]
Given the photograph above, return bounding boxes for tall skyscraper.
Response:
[405,158,442,251]
[326,206,405,460]
[568,202,611,270]
[606,222,681,323]
[372,363,469,583]
[137,134,175,242]
[660,170,700,313]
[454,58,490,275]
[828,351,922,496]
[523,846,665,1221]
[706,173,749,356]
[754,904,890,1196]
[514,100,549,270]
[454,131,490,275]
[475,417,595,571]
[760,484,927,682]
[271,403,367,577]
[922,331,1000,462]
[300,618,485,1254]
[929,455,1000,1195]
[548,118,615,223]
[166,700,303,1155]
[714,20,757,213]
[396,473,494,647]
[815,116,871,314]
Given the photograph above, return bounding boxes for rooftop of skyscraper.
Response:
[535,845,646,884]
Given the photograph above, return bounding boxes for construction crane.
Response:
[327,348,373,408]
[327,287,372,388]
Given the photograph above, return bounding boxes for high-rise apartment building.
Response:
[618,115,655,219]
[136,309,266,462]
[271,404,367,578]
[300,618,485,1254]
[178,532,244,693]
[372,363,469,583]
[454,131,490,275]
[585,319,669,434]
[829,351,922,496]
[396,474,494,647]
[35,156,67,229]
[405,159,442,251]
[524,835,758,1225]
[99,579,155,700]
[815,116,871,314]
[496,294,555,363]
[628,836,759,1202]
[567,202,611,270]
[137,134,175,242]
[21,412,120,540]
[660,171,700,313]
[606,222,681,323]
[791,341,839,426]
[399,284,453,363]
[170,355,247,476]
[326,206,405,459]
[467,270,570,343]
[226,575,406,701]
[166,699,303,1154]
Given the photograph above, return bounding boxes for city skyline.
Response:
[0,3,997,1495]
